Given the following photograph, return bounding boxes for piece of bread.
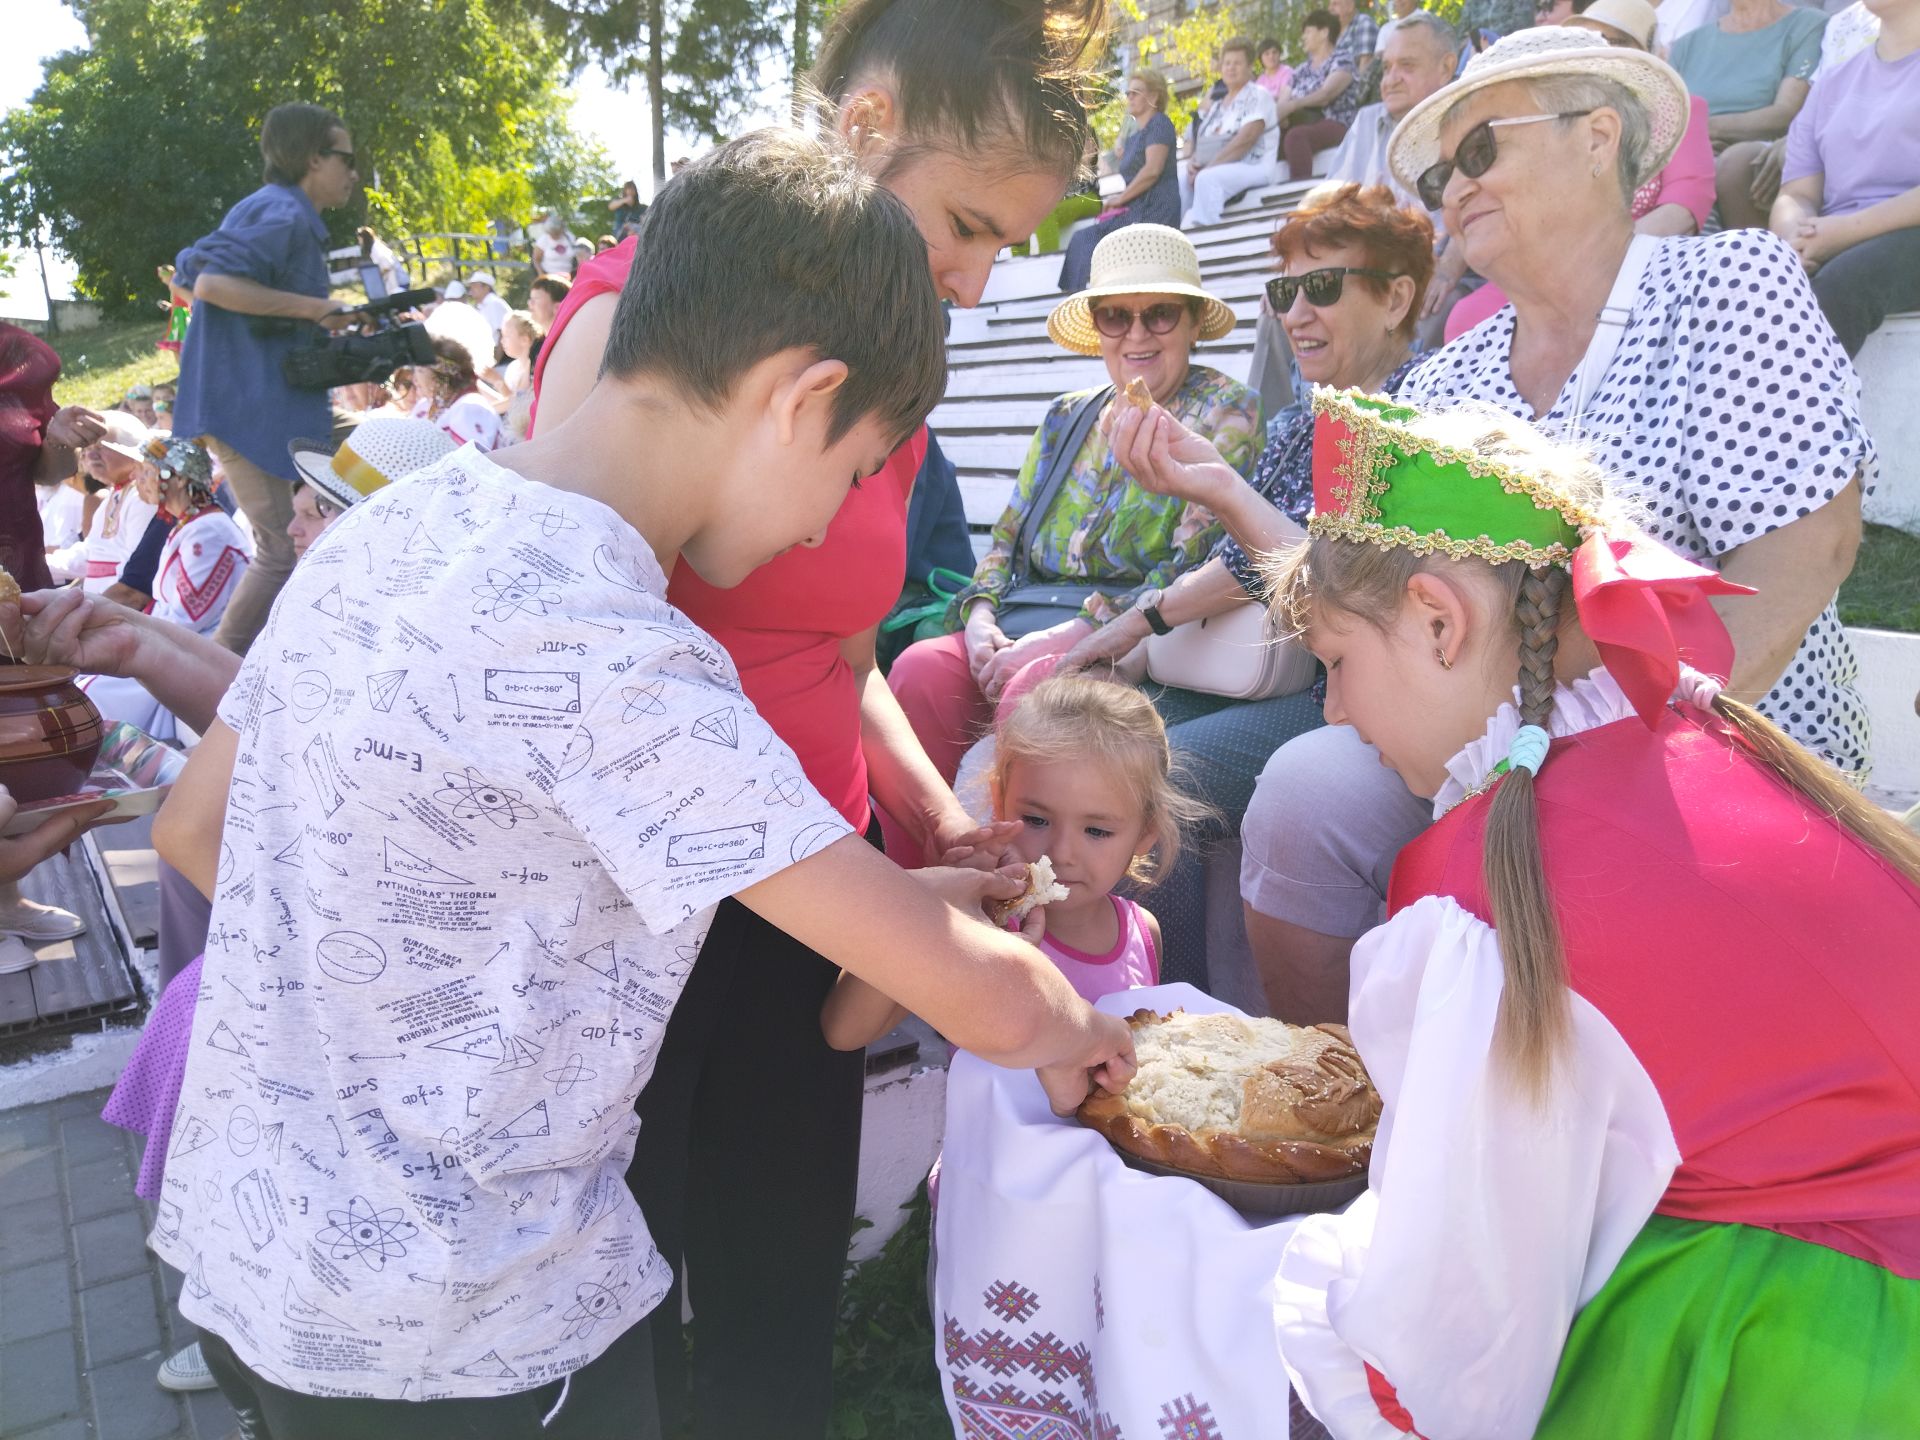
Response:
[1123,375,1154,412]
[989,855,1069,925]
[0,566,20,663]
[1077,1008,1379,1183]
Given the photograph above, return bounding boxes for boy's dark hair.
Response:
[262,103,345,187]
[530,275,572,305]
[601,128,946,448]
[811,0,1110,183]
[1258,35,1283,55]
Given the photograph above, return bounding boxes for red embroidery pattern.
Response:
[985,1280,1042,1324]
[945,1303,1117,1440]
[1156,1395,1222,1440]
[164,543,244,624]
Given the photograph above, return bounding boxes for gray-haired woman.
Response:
[1238,27,1877,1022]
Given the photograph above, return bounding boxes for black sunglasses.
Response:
[1090,301,1191,339]
[1415,109,1593,210]
[322,147,357,169]
[1266,267,1403,311]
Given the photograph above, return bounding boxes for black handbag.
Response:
[993,386,1113,640]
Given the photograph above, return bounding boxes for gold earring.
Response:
[1433,646,1453,670]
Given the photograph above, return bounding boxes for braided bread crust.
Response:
[1076,1009,1378,1183]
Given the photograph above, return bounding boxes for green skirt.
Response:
[1539,1214,1920,1439]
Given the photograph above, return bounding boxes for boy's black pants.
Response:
[200,1309,659,1439]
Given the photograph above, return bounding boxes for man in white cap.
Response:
[76,411,162,595]
[466,270,511,341]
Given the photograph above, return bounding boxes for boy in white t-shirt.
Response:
[148,129,1134,1435]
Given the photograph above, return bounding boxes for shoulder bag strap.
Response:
[1009,384,1115,588]
[1567,233,1658,439]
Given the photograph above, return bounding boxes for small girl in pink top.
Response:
[824,676,1208,1048]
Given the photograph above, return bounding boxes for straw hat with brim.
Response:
[289,417,457,513]
[1565,0,1659,52]
[1387,26,1690,197]
[1047,225,1237,357]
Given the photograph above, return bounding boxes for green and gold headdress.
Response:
[1308,388,1606,570]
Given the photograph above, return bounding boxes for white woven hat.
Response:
[1565,0,1659,51]
[96,409,153,463]
[1386,26,1689,195]
[288,417,456,513]
[1047,225,1237,356]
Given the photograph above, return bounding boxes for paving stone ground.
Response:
[0,1090,234,1440]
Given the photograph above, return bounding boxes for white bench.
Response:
[1856,312,1920,536]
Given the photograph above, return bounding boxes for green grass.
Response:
[828,1189,950,1440]
[1837,523,1920,634]
[45,315,183,413]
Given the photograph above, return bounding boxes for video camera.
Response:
[281,287,440,391]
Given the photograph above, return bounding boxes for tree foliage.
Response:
[534,0,789,185]
[0,0,612,310]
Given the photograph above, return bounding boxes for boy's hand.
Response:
[1036,1010,1137,1116]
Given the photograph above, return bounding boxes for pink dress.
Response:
[101,955,201,1200]
[1039,894,1160,1003]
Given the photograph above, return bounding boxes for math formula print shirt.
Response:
[148,445,851,1400]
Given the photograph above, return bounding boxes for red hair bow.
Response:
[1572,533,1754,728]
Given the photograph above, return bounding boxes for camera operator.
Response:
[169,102,358,655]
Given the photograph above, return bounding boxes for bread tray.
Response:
[1117,1151,1368,1217]
[0,723,186,837]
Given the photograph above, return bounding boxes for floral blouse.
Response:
[956,364,1262,628]
[1289,51,1363,129]
[1219,358,1416,595]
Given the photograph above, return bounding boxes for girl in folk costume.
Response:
[1255,391,1920,1438]
[82,436,249,743]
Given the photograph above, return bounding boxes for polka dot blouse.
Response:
[1402,229,1878,773]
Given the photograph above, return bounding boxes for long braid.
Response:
[1484,565,1573,1094]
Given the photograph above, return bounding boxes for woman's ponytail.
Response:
[1707,693,1920,885]
[1483,565,1573,1096]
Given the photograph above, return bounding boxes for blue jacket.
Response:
[172,183,333,481]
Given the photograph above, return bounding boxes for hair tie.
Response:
[1506,724,1551,778]
[1672,667,1724,714]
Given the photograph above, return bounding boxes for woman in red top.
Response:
[531,2,1113,1433]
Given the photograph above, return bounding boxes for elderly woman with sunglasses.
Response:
[888,226,1259,833]
[1076,183,1433,992]
[1226,27,1877,1027]
[1441,0,1717,341]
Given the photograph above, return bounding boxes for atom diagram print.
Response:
[530,506,580,540]
[316,1195,419,1272]
[471,569,561,623]
[432,768,539,830]
[620,681,667,722]
[560,1272,632,1341]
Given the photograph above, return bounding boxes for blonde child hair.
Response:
[1268,407,1920,1094]
[990,675,1213,885]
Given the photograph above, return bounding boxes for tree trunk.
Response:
[648,0,667,189]
[791,0,812,120]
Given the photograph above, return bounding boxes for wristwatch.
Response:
[1137,588,1172,636]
